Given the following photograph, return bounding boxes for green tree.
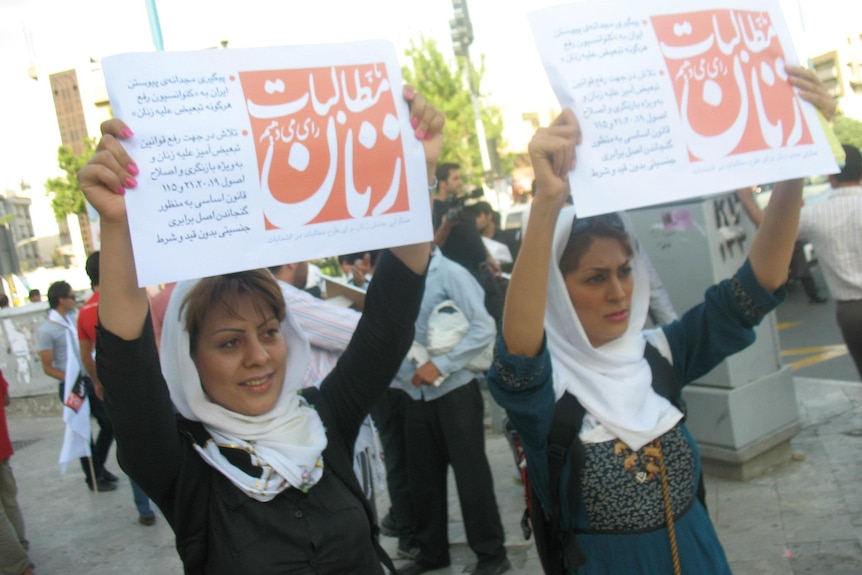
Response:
[832,114,862,149]
[401,36,512,187]
[44,139,97,220]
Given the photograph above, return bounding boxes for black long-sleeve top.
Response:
[96,252,425,574]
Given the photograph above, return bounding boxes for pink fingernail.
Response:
[404,87,415,101]
[124,177,137,188]
[415,129,425,140]
[411,117,420,129]
[424,131,433,141]
[117,186,126,196]
[127,163,139,176]
[122,127,134,138]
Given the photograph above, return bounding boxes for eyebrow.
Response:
[580,258,632,274]
[208,316,279,335]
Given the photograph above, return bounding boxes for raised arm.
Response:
[389,86,444,275]
[77,120,146,340]
[747,178,803,292]
[502,109,580,357]
[746,64,835,292]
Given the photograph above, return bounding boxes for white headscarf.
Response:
[160,276,328,501]
[534,205,683,450]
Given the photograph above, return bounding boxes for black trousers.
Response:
[370,388,416,549]
[836,299,862,380]
[405,380,506,568]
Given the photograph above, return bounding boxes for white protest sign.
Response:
[101,41,431,287]
[529,0,839,217]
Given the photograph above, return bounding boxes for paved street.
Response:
[4,286,861,574]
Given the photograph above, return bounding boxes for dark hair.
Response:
[0,294,8,308]
[435,163,460,189]
[181,270,285,354]
[28,288,41,301]
[440,221,487,271]
[85,251,100,287]
[339,252,365,264]
[491,211,501,229]
[835,144,862,183]
[559,216,632,275]
[47,281,73,309]
[462,201,492,222]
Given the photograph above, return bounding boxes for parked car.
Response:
[498,203,529,230]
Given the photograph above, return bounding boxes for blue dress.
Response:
[488,260,783,575]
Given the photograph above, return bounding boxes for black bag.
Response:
[63,374,91,412]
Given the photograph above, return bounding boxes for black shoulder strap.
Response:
[535,392,587,573]
[643,342,708,511]
[546,392,583,521]
[300,387,397,574]
[644,342,686,418]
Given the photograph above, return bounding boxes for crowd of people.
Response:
[1,58,860,575]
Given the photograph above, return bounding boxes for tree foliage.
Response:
[832,114,862,150]
[44,139,97,221]
[401,37,512,187]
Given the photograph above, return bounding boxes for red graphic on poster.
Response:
[239,64,408,229]
[651,10,812,162]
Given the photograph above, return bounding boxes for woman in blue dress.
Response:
[487,66,832,575]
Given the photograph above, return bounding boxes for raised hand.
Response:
[404,85,445,174]
[77,119,139,224]
[528,109,581,207]
[787,65,837,121]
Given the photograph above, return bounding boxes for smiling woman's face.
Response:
[563,236,634,348]
[191,293,287,416]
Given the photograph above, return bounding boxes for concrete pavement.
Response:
[5,375,861,574]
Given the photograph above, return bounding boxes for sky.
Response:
[1,0,860,233]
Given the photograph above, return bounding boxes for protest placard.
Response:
[529,0,839,216]
[102,41,431,286]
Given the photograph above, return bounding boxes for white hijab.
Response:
[535,205,682,450]
[160,276,328,501]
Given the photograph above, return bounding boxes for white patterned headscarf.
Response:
[531,205,683,450]
[160,274,328,501]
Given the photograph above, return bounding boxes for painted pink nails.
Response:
[411,117,420,129]
[117,186,126,196]
[124,177,137,188]
[121,127,134,138]
[127,163,139,176]
[415,129,425,140]
[404,87,415,101]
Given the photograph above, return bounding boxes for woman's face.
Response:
[192,293,287,416]
[563,237,634,348]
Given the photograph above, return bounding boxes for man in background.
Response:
[36,281,116,492]
[739,144,862,378]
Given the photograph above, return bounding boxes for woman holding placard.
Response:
[76,86,441,574]
[487,66,831,574]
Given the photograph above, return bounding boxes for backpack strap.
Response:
[643,343,708,512]
[530,392,587,574]
[643,343,686,419]
[300,387,397,574]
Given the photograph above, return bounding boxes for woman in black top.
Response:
[77,86,443,574]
